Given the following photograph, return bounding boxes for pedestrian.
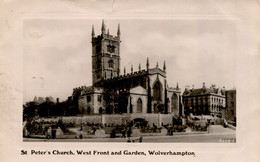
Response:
[79,130,83,139]
[47,127,52,139]
[139,135,143,143]
[121,128,126,138]
[127,127,132,137]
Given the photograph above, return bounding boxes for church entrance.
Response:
[133,118,148,129]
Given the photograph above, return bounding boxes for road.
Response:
[24,133,236,143]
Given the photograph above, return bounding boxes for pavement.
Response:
[24,131,235,143]
[23,125,236,143]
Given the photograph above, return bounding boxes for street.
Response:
[24,133,235,143]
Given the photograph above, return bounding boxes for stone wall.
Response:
[82,115,102,124]
[160,114,173,126]
[143,114,160,127]
[101,114,126,125]
[35,113,174,127]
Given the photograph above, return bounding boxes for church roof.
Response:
[104,67,166,83]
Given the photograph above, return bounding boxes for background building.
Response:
[182,83,226,117]
[225,89,236,124]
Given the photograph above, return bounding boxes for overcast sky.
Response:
[23,19,237,102]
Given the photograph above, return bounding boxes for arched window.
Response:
[107,45,115,53]
[108,59,113,68]
[153,80,162,101]
[171,94,178,112]
[137,98,142,113]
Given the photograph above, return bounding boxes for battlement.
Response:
[73,86,93,92]
[92,34,120,42]
[167,86,181,92]
[105,69,147,82]
[148,68,166,77]
[104,67,166,83]
[91,20,121,42]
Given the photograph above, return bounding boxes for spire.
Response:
[107,28,109,35]
[156,62,159,68]
[146,57,149,70]
[163,61,166,71]
[101,19,106,35]
[202,82,206,89]
[131,64,133,73]
[139,63,141,71]
[176,82,179,90]
[124,67,126,75]
[92,25,95,37]
[117,24,121,37]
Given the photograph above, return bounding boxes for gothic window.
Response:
[96,45,101,53]
[108,59,114,68]
[171,94,178,112]
[97,59,101,69]
[153,80,162,101]
[107,45,115,53]
[231,101,234,107]
[111,46,115,53]
[137,98,142,113]
[87,96,91,102]
[98,95,102,102]
[87,107,91,114]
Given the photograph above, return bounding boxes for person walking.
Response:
[121,128,126,138]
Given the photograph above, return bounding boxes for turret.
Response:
[163,61,166,71]
[101,19,106,35]
[202,82,206,89]
[92,25,95,37]
[176,82,179,90]
[146,57,149,70]
[117,24,121,38]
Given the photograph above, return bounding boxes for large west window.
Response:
[153,81,162,101]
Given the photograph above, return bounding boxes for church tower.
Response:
[91,20,121,86]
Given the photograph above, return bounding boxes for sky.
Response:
[23,19,237,103]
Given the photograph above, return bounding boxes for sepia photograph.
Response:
[23,19,237,143]
[1,0,259,162]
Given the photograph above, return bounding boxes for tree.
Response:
[103,88,119,114]
[23,101,37,120]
